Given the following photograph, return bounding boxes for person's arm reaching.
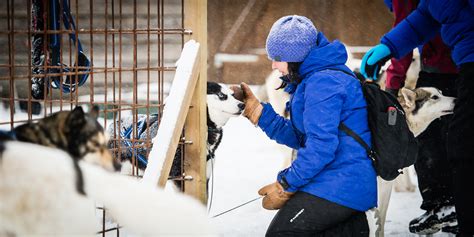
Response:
[241,82,302,149]
[382,1,440,59]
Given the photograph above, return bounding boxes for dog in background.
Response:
[7,106,120,195]
[0,140,214,236]
[13,105,119,171]
[108,81,244,188]
[375,87,456,236]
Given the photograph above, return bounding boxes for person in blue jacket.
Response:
[360,1,474,236]
[240,15,377,236]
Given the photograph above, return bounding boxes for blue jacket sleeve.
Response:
[277,75,345,192]
[258,103,302,150]
[381,1,441,59]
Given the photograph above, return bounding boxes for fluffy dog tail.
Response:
[80,162,216,236]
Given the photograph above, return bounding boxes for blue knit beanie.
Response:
[266,15,318,62]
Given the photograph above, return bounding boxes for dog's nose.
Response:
[238,103,245,110]
[113,159,122,171]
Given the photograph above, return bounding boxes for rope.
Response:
[31,0,90,98]
[211,196,263,218]
[120,117,149,168]
[49,0,90,93]
[207,157,215,213]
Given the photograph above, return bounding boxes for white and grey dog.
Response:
[108,81,244,188]
[0,141,214,236]
[375,87,456,237]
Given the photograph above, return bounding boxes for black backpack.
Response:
[336,71,418,181]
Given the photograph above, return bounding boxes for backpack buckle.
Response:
[368,150,377,162]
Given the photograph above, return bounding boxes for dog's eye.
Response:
[431,95,439,100]
[217,92,227,100]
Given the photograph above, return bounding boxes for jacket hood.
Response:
[298,32,352,79]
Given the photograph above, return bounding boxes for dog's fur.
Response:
[375,87,456,237]
[108,82,244,187]
[10,106,120,195]
[0,141,214,236]
[13,106,119,170]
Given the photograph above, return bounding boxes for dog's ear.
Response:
[13,123,36,142]
[89,105,100,119]
[71,106,85,117]
[400,88,416,109]
[67,106,87,128]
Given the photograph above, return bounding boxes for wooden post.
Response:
[183,0,208,204]
[141,41,201,187]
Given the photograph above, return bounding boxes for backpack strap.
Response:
[323,68,355,78]
[322,68,378,162]
[339,123,376,162]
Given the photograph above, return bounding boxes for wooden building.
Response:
[208,0,394,84]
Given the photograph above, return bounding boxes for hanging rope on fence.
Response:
[31,0,90,99]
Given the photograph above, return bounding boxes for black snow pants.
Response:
[447,62,474,236]
[265,192,369,237]
[415,71,457,211]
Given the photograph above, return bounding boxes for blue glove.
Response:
[360,44,392,80]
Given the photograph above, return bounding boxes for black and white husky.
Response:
[0,140,214,236]
[374,87,456,237]
[107,81,245,187]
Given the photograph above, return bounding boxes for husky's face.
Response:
[66,106,121,172]
[398,87,455,136]
[14,106,121,172]
[207,82,245,128]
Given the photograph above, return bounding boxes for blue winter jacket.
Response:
[258,32,377,211]
[381,0,474,66]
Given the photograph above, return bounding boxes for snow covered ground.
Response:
[209,115,455,237]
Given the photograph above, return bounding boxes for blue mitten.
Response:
[360,44,392,80]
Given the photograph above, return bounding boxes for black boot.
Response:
[441,225,459,235]
[409,205,457,235]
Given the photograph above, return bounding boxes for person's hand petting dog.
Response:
[258,182,294,210]
[240,82,263,125]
